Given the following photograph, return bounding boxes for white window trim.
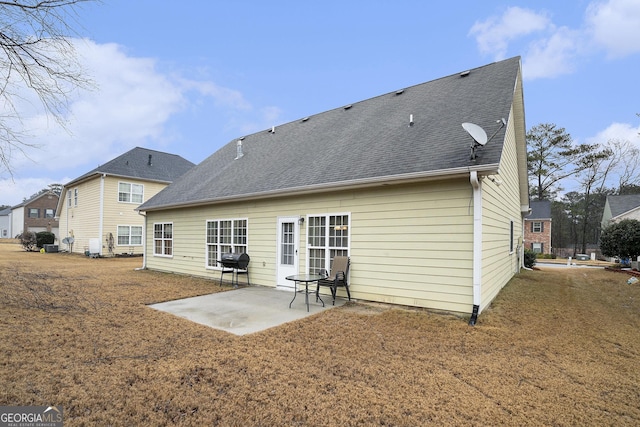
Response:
[153,222,173,258]
[117,225,143,246]
[74,188,78,206]
[532,221,542,233]
[204,218,249,270]
[307,212,351,274]
[118,181,144,204]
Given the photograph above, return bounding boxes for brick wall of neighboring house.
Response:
[24,193,60,234]
[524,218,552,254]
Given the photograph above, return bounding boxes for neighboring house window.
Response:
[45,209,55,218]
[67,190,72,207]
[532,242,543,253]
[28,208,39,218]
[509,220,514,253]
[118,182,144,204]
[153,223,173,256]
[74,188,78,206]
[307,213,350,274]
[206,219,248,268]
[532,221,543,232]
[118,225,143,246]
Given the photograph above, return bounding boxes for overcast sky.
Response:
[1,0,639,206]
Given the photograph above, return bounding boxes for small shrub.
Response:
[17,232,38,251]
[35,231,55,248]
[524,249,537,268]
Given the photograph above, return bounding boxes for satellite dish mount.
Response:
[462,118,506,160]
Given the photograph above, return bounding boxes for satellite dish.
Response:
[462,122,488,146]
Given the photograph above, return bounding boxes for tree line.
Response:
[527,122,640,257]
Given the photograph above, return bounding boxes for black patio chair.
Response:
[316,256,350,305]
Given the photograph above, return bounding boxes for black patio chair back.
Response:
[316,256,350,305]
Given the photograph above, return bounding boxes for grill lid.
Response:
[220,253,250,269]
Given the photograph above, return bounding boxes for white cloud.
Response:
[585,0,640,58]
[0,38,266,206]
[521,27,581,80]
[0,177,62,208]
[470,1,640,80]
[469,7,552,60]
[586,122,640,147]
[6,39,262,173]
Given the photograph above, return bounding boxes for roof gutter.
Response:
[469,170,482,326]
[138,164,500,212]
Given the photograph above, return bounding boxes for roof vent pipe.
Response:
[235,140,244,160]
[409,114,414,127]
[148,154,152,166]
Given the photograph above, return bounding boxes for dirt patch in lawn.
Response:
[1,242,639,426]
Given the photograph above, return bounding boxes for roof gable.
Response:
[608,194,640,218]
[528,200,551,219]
[140,57,522,211]
[67,147,195,186]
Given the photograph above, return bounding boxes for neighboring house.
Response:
[56,147,194,256]
[601,194,640,229]
[0,207,11,238]
[524,200,552,254]
[138,57,529,321]
[11,191,60,241]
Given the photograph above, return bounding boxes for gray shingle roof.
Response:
[608,194,640,218]
[140,57,521,211]
[66,147,195,186]
[528,200,551,219]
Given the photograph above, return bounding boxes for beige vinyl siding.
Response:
[145,178,475,313]
[58,176,170,255]
[58,178,101,254]
[101,177,167,255]
[480,105,523,310]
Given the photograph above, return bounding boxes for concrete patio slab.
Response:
[149,286,346,335]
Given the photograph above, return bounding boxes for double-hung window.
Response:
[67,190,72,207]
[206,219,248,268]
[74,188,78,206]
[28,208,39,218]
[532,221,543,233]
[118,225,143,246]
[307,213,350,274]
[154,223,173,256]
[119,182,144,203]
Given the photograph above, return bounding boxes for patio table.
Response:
[286,274,325,312]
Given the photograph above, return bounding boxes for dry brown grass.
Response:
[1,240,639,426]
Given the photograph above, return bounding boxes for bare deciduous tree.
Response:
[0,0,97,176]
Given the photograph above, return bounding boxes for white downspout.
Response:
[136,210,147,270]
[469,171,482,326]
[99,174,106,256]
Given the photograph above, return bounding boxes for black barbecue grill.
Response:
[218,253,250,287]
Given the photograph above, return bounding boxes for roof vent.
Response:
[235,140,244,160]
[343,105,352,110]
[148,154,152,166]
[301,117,309,122]
[460,70,470,77]
[268,126,275,133]
[395,89,405,95]
[409,114,414,127]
